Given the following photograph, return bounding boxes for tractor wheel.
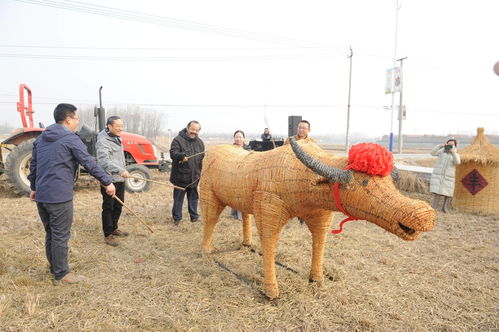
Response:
[5,139,34,196]
[124,164,153,193]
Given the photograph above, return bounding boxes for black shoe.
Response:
[173,219,180,226]
[190,218,199,222]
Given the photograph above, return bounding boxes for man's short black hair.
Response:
[106,115,121,126]
[187,120,201,129]
[53,103,77,123]
[299,120,311,129]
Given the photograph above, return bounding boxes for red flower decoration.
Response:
[347,143,394,177]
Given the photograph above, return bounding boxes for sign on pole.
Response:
[385,68,393,94]
[393,66,402,93]
[397,105,407,120]
[386,67,403,94]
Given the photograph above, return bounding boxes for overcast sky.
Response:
[1,0,498,139]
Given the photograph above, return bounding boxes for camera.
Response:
[444,144,453,151]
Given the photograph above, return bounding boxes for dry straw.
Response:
[396,170,429,194]
[454,127,499,215]
[200,139,435,298]
[1,169,498,330]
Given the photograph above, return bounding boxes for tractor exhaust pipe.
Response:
[99,86,103,109]
[95,86,106,132]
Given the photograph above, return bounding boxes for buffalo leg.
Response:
[253,192,290,299]
[200,191,225,253]
[242,213,252,246]
[301,210,334,282]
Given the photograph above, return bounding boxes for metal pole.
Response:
[99,86,103,108]
[390,0,400,152]
[397,56,407,154]
[97,86,105,132]
[345,46,353,152]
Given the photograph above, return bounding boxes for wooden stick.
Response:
[112,195,154,233]
[187,150,206,159]
[128,175,185,190]
[178,150,206,163]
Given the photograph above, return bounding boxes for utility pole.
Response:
[345,46,353,152]
[397,56,407,154]
[390,0,401,152]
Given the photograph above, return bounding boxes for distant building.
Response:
[377,134,499,150]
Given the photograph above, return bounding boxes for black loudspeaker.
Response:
[249,140,284,152]
[288,115,302,138]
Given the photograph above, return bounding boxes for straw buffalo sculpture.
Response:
[200,138,436,299]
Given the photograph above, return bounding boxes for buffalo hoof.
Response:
[201,246,213,254]
[264,283,279,299]
[308,274,324,283]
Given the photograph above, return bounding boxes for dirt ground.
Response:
[0,170,497,331]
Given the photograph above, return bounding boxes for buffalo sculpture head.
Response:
[290,138,435,240]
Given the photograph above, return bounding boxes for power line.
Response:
[0,100,497,117]
[0,44,344,51]
[0,44,398,61]
[0,52,341,61]
[11,0,332,48]
[0,101,346,108]
[4,3,436,63]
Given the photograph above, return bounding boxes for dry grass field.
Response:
[0,170,497,331]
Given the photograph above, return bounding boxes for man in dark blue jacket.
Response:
[28,103,115,284]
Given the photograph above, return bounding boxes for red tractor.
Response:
[0,84,170,195]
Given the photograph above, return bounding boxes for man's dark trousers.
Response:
[172,186,199,221]
[100,182,125,237]
[36,201,73,280]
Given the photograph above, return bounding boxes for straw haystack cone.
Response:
[454,128,499,215]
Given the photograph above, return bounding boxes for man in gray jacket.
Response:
[96,116,130,246]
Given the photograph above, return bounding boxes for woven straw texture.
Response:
[459,128,499,166]
[200,140,435,298]
[454,128,499,215]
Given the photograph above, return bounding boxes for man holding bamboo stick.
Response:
[96,116,131,246]
[28,104,115,284]
[169,121,205,225]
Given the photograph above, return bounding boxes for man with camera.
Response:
[429,139,461,213]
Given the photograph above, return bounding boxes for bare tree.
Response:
[77,106,97,129]
[76,105,165,138]
[140,108,164,138]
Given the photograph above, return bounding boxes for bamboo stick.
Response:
[128,175,185,190]
[112,195,154,233]
[178,151,206,163]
